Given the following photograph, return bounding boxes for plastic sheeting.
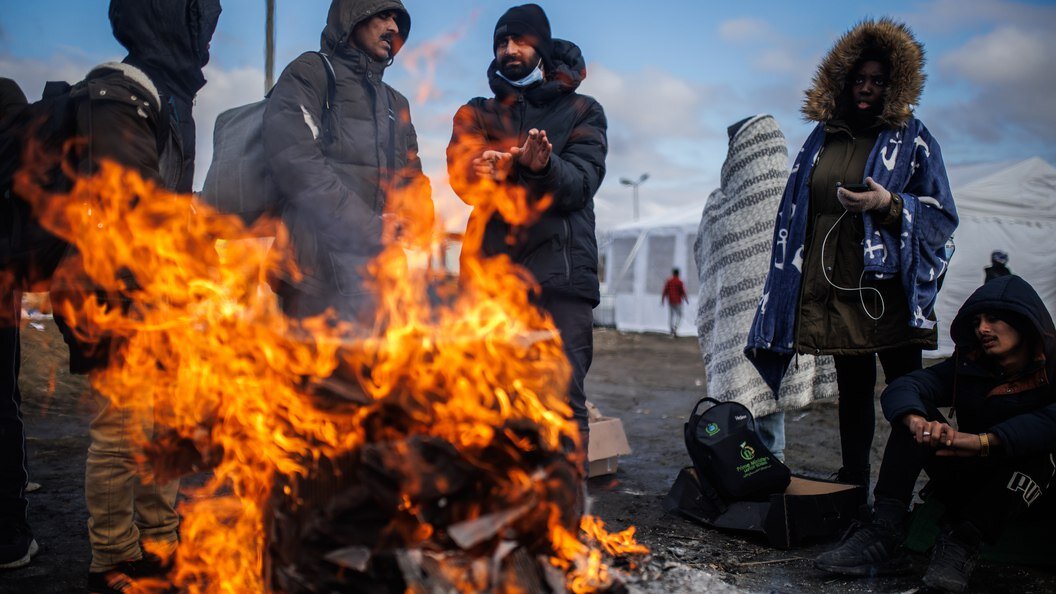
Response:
[603,209,703,335]
[933,157,1056,356]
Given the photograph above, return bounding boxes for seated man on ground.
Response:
[815,274,1056,593]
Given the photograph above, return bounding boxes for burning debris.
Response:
[14,155,647,592]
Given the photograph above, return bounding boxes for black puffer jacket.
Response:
[882,275,1056,457]
[448,39,607,306]
[264,0,430,309]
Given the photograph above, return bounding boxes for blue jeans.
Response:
[756,411,786,462]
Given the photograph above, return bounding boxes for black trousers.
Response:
[874,412,1056,541]
[833,346,922,471]
[537,291,594,445]
[0,290,28,523]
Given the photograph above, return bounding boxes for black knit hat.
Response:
[493,4,552,69]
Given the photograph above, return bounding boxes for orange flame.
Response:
[15,115,645,592]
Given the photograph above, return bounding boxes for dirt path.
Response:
[585,328,1054,593]
[3,323,1053,593]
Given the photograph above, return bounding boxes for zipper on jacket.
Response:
[562,218,572,285]
[516,94,527,141]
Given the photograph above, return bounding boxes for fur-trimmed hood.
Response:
[802,18,925,128]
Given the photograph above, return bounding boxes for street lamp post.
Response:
[619,173,649,221]
[265,0,276,92]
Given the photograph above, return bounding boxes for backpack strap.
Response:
[312,51,337,143]
[386,100,396,176]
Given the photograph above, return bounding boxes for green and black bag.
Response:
[684,397,790,502]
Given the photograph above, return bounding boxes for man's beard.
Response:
[499,58,536,81]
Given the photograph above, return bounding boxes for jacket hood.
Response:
[109,0,221,101]
[488,38,586,103]
[802,18,925,128]
[951,275,1056,383]
[321,0,411,57]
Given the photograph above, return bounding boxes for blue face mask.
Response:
[498,62,544,87]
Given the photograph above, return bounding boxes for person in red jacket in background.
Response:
[661,268,688,337]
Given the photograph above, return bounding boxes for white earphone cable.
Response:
[819,210,885,321]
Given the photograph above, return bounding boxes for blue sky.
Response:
[3,0,1055,231]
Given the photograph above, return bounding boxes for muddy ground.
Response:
[3,322,1054,593]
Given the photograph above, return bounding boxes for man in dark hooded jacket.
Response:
[263,0,432,324]
[816,275,1056,592]
[447,4,607,452]
[0,77,33,571]
[40,2,221,591]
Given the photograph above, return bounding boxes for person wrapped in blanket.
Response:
[815,275,1056,592]
[745,19,958,492]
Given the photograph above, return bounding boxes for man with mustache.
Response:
[816,275,1056,592]
[447,4,608,462]
[264,0,432,325]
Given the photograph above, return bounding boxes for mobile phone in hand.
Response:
[838,182,870,192]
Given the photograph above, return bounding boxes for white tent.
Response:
[601,156,1056,345]
[933,157,1056,355]
[601,208,703,335]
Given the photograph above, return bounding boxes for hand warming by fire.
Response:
[13,131,644,592]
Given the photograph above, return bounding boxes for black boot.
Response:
[922,521,982,593]
[815,497,911,576]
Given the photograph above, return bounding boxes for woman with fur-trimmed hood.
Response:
[745,20,959,490]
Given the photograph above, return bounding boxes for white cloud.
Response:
[579,62,709,139]
[0,55,112,101]
[753,48,808,76]
[940,26,1049,85]
[717,18,774,43]
[930,22,1056,147]
[906,0,1056,34]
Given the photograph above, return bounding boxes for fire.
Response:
[399,19,474,106]
[15,123,646,591]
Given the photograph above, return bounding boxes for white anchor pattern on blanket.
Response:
[747,118,958,394]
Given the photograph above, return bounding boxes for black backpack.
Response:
[0,69,171,290]
[0,80,81,291]
[684,397,791,502]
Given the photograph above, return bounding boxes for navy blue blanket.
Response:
[746,118,958,394]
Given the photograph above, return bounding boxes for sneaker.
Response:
[0,518,38,570]
[815,500,910,577]
[922,522,982,593]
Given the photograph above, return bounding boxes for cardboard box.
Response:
[664,467,863,549]
[586,415,631,478]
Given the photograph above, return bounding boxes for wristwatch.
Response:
[880,193,903,225]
